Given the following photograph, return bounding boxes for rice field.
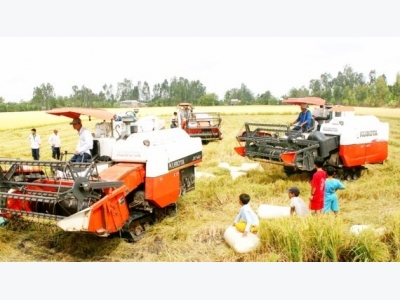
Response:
[1,105,400,262]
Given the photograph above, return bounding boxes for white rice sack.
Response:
[350,225,386,236]
[349,225,370,235]
[257,204,290,219]
[223,226,260,254]
[218,162,231,170]
[230,171,246,180]
[195,171,216,179]
[229,166,242,172]
[240,163,264,172]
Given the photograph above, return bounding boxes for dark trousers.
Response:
[70,152,91,163]
[293,126,307,132]
[52,147,61,160]
[31,148,40,160]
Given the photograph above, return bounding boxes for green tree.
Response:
[198,93,219,106]
[32,83,56,110]
[256,90,276,105]
[117,78,138,101]
[374,76,390,106]
[354,84,369,106]
[287,86,309,98]
[141,81,151,102]
[390,73,400,107]
[223,83,255,105]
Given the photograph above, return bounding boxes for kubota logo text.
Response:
[360,130,378,137]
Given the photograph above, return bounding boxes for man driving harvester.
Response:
[290,103,312,132]
[69,118,93,163]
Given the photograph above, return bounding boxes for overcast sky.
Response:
[1,1,399,103]
[2,37,399,103]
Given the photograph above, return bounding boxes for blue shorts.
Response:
[323,197,339,213]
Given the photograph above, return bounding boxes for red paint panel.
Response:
[339,144,366,166]
[88,186,130,233]
[366,141,388,163]
[339,141,388,167]
[186,128,202,134]
[145,170,180,208]
[6,191,32,213]
[234,146,245,157]
[99,163,146,191]
[280,152,296,165]
[85,163,145,234]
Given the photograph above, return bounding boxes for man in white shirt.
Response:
[179,105,191,129]
[69,118,93,163]
[28,128,41,160]
[48,129,62,160]
[287,186,310,217]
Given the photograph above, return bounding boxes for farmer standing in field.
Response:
[28,128,41,160]
[309,156,326,215]
[48,129,61,160]
[323,166,345,215]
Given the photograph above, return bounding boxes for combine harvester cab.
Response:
[234,98,389,181]
[176,103,223,145]
[0,108,202,242]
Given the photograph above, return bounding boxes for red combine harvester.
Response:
[234,97,389,181]
[176,103,223,145]
[0,108,202,241]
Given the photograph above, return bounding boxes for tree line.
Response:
[0,65,399,112]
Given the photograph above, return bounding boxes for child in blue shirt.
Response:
[323,166,345,215]
[233,193,260,237]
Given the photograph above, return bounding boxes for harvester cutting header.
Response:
[0,108,202,241]
[234,97,389,181]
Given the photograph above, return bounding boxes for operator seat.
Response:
[306,118,316,133]
[90,140,100,161]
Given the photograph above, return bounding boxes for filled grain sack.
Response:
[223,226,260,253]
[257,204,290,219]
[349,225,386,236]
[349,225,370,235]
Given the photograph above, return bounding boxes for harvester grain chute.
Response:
[0,108,202,242]
[234,98,389,181]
